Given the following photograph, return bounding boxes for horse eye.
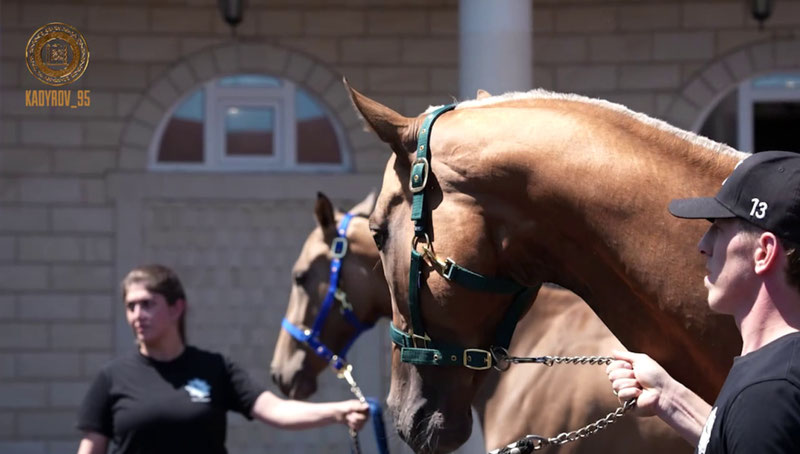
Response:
[293,271,307,285]
[370,227,387,251]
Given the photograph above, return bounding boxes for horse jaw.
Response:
[388,357,475,454]
[269,328,318,400]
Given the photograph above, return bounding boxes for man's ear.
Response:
[754,232,780,275]
[171,298,187,321]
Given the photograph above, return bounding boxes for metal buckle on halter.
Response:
[441,258,455,280]
[411,332,431,348]
[331,237,348,258]
[409,157,429,193]
[463,349,492,370]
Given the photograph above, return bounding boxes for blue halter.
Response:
[281,213,374,371]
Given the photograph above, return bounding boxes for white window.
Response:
[151,74,349,172]
[700,73,800,153]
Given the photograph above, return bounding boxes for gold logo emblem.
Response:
[25,22,89,87]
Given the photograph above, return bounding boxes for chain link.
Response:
[337,363,367,454]
[487,347,635,453]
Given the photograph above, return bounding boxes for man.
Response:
[607,151,800,453]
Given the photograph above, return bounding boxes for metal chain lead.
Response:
[336,363,367,454]
[487,347,635,453]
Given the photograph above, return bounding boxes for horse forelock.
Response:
[423,89,748,162]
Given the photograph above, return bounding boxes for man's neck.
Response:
[737,285,800,355]
[140,334,185,362]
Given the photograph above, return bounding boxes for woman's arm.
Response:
[251,391,369,431]
[76,432,108,454]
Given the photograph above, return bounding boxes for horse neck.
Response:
[452,102,744,400]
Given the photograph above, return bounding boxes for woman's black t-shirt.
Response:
[77,346,265,454]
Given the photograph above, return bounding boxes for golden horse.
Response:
[270,192,686,453]
[349,83,744,453]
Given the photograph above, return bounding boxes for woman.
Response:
[77,264,369,454]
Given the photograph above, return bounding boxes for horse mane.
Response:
[425,89,748,160]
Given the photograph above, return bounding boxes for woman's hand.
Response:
[336,400,370,431]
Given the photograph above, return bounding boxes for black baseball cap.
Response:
[668,151,800,244]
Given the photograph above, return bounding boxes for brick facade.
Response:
[1,0,799,453]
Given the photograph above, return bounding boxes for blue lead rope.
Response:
[367,397,390,454]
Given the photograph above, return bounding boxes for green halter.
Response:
[390,104,540,370]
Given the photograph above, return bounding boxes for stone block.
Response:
[51,265,113,291]
[85,63,149,90]
[238,43,289,74]
[430,67,457,92]
[21,121,83,146]
[168,64,199,94]
[716,30,763,56]
[654,32,715,61]
[53,149,116,175]
[725,49,754,81]
[87,6,147,32]
[0,236,13,260]
[749,42,775,72]
[82,352,113,377]
[556,7,616,33]
[121,121,155,148]
[21,4,86,28]
[619,64,681,90]
[0,206,48,232]
[0,120,18,145]
[16,353,81,378]
[304,11,365,36]
[0,353,15,378]
[776,40,800,67]
[368,67,428,93]
[0,443,46,454]
[18,294,80,320]
[257,10,304,36]
[0,295,13,319]
[119,36,180,63]
[0,412,11,437]
[0,383,47,408]
[81,295,113,321]
[280,39,338,63]
[49,381,90,406]
[82,237,112,262]
[556,65,616,93]
[0,149,51,174]
[180,38,225,57]
[151,7,213,33]
[342,38,400,64]
[19,236,82,262]
[187,52,219,83]
[590,35,652,62]
[769,2,800,26]
[401,38,457,64]
[1,59,19,88]
[213,46,239,73]
[429,9,457,36]
[534,36,587,63]
[683,79,719,112]
[51,207,113,233]
[0,323,48,348]
[18,411,76,437]
[701,62,735,94]
[683,3,744,28]
[19,177,82,203]
[619,4,680,31]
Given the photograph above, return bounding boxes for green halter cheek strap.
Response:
[391,103,540,370]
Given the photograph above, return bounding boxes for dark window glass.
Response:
[158,90,204,162]
[295,90,341,164]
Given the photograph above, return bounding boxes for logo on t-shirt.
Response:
[184,378,211,403]
[697,406,717,454]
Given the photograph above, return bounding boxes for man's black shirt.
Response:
[696,332,800,454]
[78,346,264,454]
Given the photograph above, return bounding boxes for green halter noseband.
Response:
[390,104,540,370]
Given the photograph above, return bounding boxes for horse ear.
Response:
[476,89,492,99]
[344,78,417,157]
[349,189,377,217]
[314,192,336,231]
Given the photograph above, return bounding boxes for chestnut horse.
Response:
[349,84,744,453]
[270,192,686,453]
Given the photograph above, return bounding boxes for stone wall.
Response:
[1,0,799,453]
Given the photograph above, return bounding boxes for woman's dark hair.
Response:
[121,264,187,342]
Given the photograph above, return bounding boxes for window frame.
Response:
[737,74,800,153]
[148,76,349,172]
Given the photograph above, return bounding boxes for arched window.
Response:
[151,74,348,171]
[700,73,800,153]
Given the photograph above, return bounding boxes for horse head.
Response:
[348,80,744,453]
[270,191,388,399]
